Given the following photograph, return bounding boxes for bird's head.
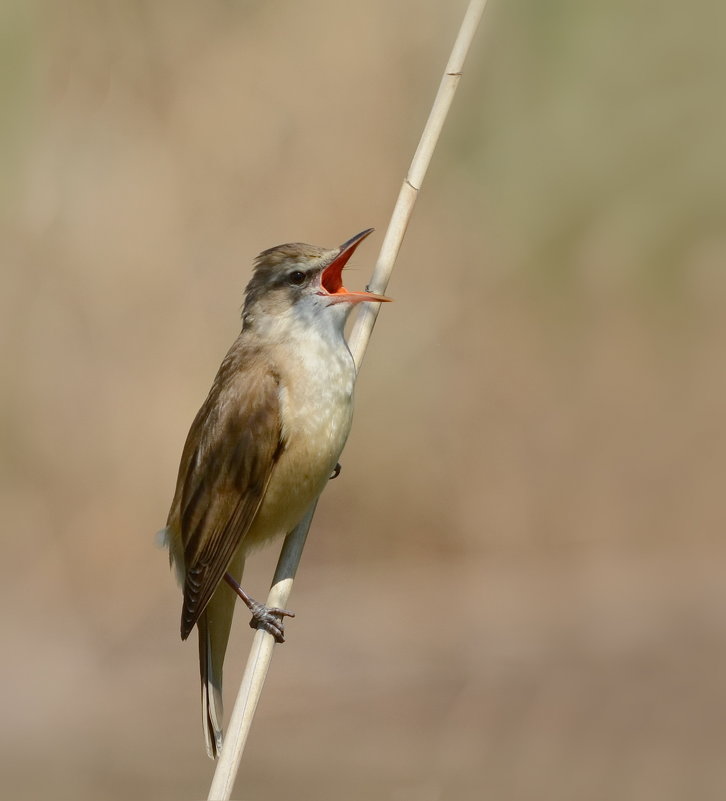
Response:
[242,229,390,332]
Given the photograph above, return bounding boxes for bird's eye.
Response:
[288,270,306,286]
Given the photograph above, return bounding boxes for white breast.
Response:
[245,318,356,550]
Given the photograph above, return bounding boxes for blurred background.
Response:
[2,0,725,799]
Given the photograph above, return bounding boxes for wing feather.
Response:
[167,341,284,639]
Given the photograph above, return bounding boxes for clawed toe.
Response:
[224,572,295,644]
[247,600,296,643]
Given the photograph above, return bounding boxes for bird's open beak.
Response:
[320,228,392,304]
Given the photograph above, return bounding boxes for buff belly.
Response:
[241,342,355,552]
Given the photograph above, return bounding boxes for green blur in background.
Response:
[2,1,725,799]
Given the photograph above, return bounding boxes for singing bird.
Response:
[161,228,390,757]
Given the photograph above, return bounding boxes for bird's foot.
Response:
[224,572,295,643]
[330,462,342,480]
[247,599,296,643]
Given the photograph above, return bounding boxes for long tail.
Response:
[198,550,245,759]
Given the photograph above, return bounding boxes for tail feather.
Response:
[198,612,223,758]
[197,551,245,759]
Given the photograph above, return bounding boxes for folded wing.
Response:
[167,343,285,640]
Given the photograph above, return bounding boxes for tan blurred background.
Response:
[2,0,726,799]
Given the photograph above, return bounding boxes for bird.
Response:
[160,228,390,758]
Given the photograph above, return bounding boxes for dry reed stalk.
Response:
[208,1,489,797]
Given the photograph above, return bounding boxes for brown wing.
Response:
[168,340,285,639]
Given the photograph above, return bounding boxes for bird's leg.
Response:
[329,462,342,480]
[223,572,295,643]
